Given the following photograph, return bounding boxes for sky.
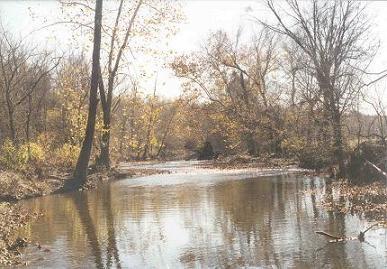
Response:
[0,0,386,109]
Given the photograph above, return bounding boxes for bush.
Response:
[0,140,44,172]
[19,143,45,165]
[281,137,307,157]
[197,141,214,160]
[52,143,80,168]
[298,145,332,170]
[0,139,19,170]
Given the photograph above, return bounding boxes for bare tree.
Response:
[362,90,387,145]
[141,76,158,160]
[265,0,374,175]
[0,32,58,145]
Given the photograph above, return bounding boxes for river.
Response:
[16,161,387,268]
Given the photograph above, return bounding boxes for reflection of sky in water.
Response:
[17,161,387,268]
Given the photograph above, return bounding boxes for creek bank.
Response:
[0,166,164,202]
[0,203,40,265]
[206,155,299,170]
[0,165,165,265]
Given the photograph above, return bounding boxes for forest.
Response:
[0,0,386,267]
[0,0,386,180]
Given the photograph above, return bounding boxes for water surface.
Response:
[17,161,386,268]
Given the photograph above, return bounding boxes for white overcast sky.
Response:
[0,0,386,108]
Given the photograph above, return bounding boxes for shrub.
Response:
[281,137,307,157]
[0,140,44,172]
[0,139,19,170]
[53,143,80,168]
[298,145,332,170]
[18,143,45,165]
[197,141,214,160]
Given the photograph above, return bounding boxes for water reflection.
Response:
[72,192,104,269]
[17,163,387,268]
[103,187,122,269]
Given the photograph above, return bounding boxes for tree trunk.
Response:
[98,126,111,168]
[25,94,32,159]
[73,0,103,186]
[319,77,346,177]
[5,92,17,144]
[118,116,127,161]
[245,131,258,156]
[7,108,16,145]
[156,110,176,158]
[332,109,346,177]
[97,76,112,169]
[142,115,153,160]
[142,86,157,160]
[326,81,345,177]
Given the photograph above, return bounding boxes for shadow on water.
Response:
[72,184,122,269]
[72,182,121,268]
[103,186,122,269]
[72,192,104,269]
[15,162,387,268]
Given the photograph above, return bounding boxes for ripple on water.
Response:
[15,161,387,269]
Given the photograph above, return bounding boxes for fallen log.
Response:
[365,160,387,180]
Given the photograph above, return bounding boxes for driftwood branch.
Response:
[358,223,379,242]
[316,223,380,243]
[364,159,387,180]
